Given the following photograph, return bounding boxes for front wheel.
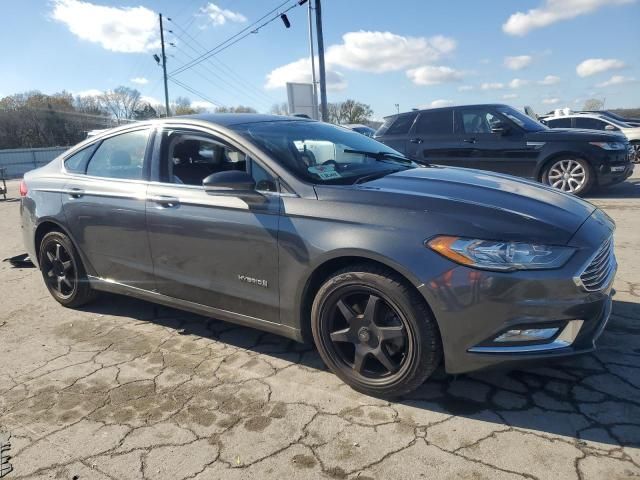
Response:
[542,157,593,196]
[311,265,442,398]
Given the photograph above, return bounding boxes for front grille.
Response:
[579,236,616,291]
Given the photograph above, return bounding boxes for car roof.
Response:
[179,113,314,126]
[384,103,511,119]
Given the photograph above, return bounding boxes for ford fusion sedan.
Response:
[21,114,616,397]
[375,104,633,195]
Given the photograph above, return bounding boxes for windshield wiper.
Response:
[353,168,404,185]
[343,149,414,165]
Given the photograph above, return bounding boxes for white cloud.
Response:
[508,78,529,88]
[503,0,633,36]
[51,0,159,53]
[130,77,148,85]
[76,89,103,97]
[539,75,561,85]
[504,55,533,70]
[325,31,456,73]
[596,75,636,87]
[543,97,561,105]
[406,65,464,86]
[424,99,455,108]
[458,85,475,92]
[265,30,456,90]
[481,82,505,90]
[502,93,519,100]
[265,57,347,91]
[201,3,246,26]
[576,58,626,77]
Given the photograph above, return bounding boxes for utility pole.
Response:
[314,0,328,122]
[307,1,319,120]
[159,13,170,117]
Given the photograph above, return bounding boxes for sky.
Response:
[2,0,639,119]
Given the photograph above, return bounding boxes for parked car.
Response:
[579,111,640,127]
[541,111,640,163]
[375,104,633,195]
[343,124,377,137]
[21,114,616,397]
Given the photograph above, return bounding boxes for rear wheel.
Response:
[311,265,441,398]
[39,231,97,308]
[543,157,593,196]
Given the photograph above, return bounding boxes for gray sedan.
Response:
[20,114,616,397]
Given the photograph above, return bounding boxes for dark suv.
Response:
[375,104,633,195]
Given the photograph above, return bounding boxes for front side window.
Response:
[231,120,418,185]
[385,113,418,135]
[459,109,501,134]
[159,130,277,192]
[414,110,453,135]
[86,129,149,180]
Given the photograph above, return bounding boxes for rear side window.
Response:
[385,113,417,135]
[86,129,150,180]
[575,118,607,130]
[546,118,572,128]
[414,110,453,135]
[64,146,95,173]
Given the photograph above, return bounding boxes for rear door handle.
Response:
[67,187,85,198]
[149,195,180,208]
[463,138,477,144]
[409,138,423,144]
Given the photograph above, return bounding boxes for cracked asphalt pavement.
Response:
[1,175,639,480]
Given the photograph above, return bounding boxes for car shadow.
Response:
[586,176,640,199]
[78,293,639,450]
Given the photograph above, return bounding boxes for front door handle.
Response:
[67,187,85,198]
[149,195,180,208]
[463,138,477,144]
[410,138,423,144]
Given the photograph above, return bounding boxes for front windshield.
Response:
[230,120,418,184]
[496,106,548,132]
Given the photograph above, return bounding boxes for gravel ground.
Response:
[0,173,639,480]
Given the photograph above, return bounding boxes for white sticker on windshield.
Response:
[308,165,342,180]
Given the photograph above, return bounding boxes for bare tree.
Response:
[270,102,289,116]
[173,96,206,116]
[583,98,605,111]
[215,105,257,113]
[99,86,142,123]
[326,99,373,124]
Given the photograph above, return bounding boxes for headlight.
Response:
[589,141,626,150]
[427,236,575,271]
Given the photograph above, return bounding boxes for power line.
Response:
[167,17,278,106]
[169,77,224,108]
[169,0,300,77]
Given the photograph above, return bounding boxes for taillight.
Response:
[19,180,28,197]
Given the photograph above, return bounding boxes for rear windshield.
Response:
[376,113,417,136]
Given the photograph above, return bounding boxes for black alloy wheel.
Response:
[312,265,441,397]
[39,231,97,307]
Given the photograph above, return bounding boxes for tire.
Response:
[311,265,442,398]
[542,157,594,196]
[38,230,97,308]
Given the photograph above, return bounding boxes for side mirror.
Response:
[203,171,258,196]
[491,123,509,135]
[604,124,616,131]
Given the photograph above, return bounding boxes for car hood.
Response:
[527,128,626,142]
[315,166,596,245]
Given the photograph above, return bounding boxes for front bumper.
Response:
[595,149,634,186]
[419,211,616,375]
